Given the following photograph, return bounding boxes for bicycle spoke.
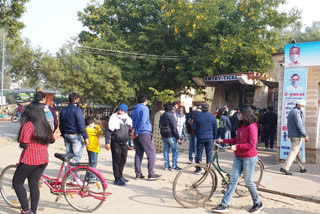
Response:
[62,168,106,212]
[173,164,217,208]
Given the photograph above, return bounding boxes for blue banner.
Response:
[284,41,320,68]
[279,67,307,161]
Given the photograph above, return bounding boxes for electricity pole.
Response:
[0,30,5,110]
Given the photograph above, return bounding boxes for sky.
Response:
[20,0,320,54]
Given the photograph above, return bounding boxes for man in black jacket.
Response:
[159,102,181,171]
[262,106,277,151]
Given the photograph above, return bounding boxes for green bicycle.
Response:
[173,142,264,208]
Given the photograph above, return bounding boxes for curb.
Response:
[0,119,11,121]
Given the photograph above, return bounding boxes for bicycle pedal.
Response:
[55,195,62,202]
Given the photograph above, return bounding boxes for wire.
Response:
[77,46,185,60]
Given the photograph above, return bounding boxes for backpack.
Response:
[43,105,54,131]
[159,113,172,138]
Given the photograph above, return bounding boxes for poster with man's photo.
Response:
[284,41,320,68]
[279,67,308,161]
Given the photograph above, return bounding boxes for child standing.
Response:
[85,117,104,170]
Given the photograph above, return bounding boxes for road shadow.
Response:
[262,208,320,214]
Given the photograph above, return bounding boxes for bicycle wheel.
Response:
[173,164,217,208]
[62,168,106,212]
[0,165,30,208]
[235,159,264,197]
[11,116,19,123]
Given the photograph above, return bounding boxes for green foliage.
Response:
[0,0,29,50]
[149,87,175,104]
[77,0,300,96]
[9,40,135,105]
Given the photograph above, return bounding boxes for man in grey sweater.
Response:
[280,100,309,175]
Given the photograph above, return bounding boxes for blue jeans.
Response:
[87,150,98,168]
[65,134,84,163]
[162,137,179,169]
[221,156,261,206]
[180,125,188,141]
[218,127,226,147]
[196,139,213,164]
[189,134,197,162]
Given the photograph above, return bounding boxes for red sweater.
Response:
[223,123,258,158]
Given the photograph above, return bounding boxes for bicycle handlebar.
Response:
[213,141,232,151]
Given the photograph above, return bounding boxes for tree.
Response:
[9,40,135,105]
[78,0,300,96]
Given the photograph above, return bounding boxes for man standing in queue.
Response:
[192,103,217,174]
[131,94,161,180]
[59,93,89,163]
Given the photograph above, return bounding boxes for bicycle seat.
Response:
[69,162,96,167]
[54,153,74,161]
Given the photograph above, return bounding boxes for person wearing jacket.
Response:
[105,104,132,186]
[262,106,277,151]
[176,106,187,142]
[280,100,309,175]
[221,111,232,140]
[131,94,161,181]
[212,105,263,213]
[159,102,181,171]
[186,106,199,163]
[85,117,103,171]
[192,103,217,174]
[59,93,89,163]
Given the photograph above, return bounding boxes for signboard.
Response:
[204,75,237,82]
[279,67,307,161]
[0,96,6,105]
[284,41,320,68]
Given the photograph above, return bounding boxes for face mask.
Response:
[291,80,298,87]
[300,107,305,111]
[237,113,243,121]
[117,114,126,119]
[179,109,183,113]
[89,123,95,128]
[290,54,299,63]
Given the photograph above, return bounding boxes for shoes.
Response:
[114,178,126,186]
[194,168,201,175]
[300,168,307,173]
[265,148,270,151]
[135,174,145,180]
[270,148,276,152]
[171,167,182,171]
[280,168,293,175]
[164,166,171,171]
[121,177,129,182]
[248,202,263,213]
[148,174,161,181]
[127,146,133,150]
[21,210,33,214]
[211,204,229,213]
[188,160,194,164]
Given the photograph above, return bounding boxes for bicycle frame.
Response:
[40,161,110,201]
[210,150,231,184]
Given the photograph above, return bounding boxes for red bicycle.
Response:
[0,153,111,212]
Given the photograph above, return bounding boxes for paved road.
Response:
[0,122,319,214]
[0,121,20,141]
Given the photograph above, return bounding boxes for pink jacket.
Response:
[223,123,258,158]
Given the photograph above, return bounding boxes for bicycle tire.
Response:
[11,116,19,123]
[62,168,106,212]
[0,165,30,208]
[173,164,217,208]
[235,159,264,197]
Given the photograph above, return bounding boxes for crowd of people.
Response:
[14,90,310,214]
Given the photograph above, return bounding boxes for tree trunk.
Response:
[150,100,162,126]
